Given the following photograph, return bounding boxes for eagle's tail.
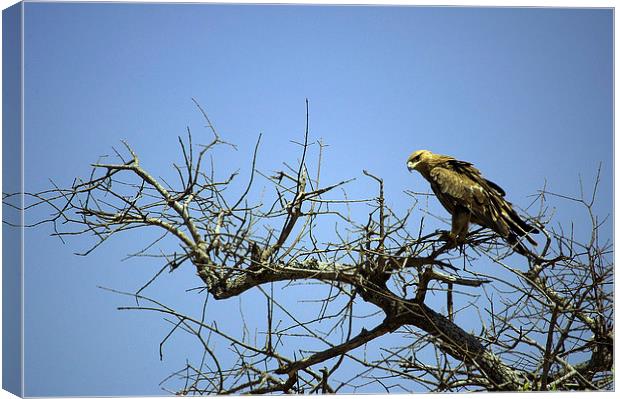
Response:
[507,233,534,256]
[505,207,539,246]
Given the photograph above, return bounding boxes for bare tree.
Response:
[6,101,613,393]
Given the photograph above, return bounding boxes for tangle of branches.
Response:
[4,101,613,394]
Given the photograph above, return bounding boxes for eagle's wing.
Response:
[430,165,512,237]
[429,166,486,207]
[483,178,506,197]
[448,160,506,197]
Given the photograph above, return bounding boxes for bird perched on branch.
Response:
[406,150,538,253]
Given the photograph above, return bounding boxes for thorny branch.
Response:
[4,103,612,394]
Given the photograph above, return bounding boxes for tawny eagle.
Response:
[406,150,538,251]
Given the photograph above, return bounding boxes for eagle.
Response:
[406,150,538,253]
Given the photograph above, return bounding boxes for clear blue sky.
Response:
[17,2,612,396]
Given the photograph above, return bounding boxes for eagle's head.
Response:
[406,150,434,173]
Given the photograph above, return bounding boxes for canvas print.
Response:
[2,1,614,396]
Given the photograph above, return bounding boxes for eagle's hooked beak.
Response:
[407,160,417,172]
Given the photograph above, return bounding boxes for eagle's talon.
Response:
[439,231,465,249]
[438,230,454,243]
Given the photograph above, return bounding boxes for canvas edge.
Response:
[2,1,24,397]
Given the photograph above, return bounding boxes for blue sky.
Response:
[12,2,614,396]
